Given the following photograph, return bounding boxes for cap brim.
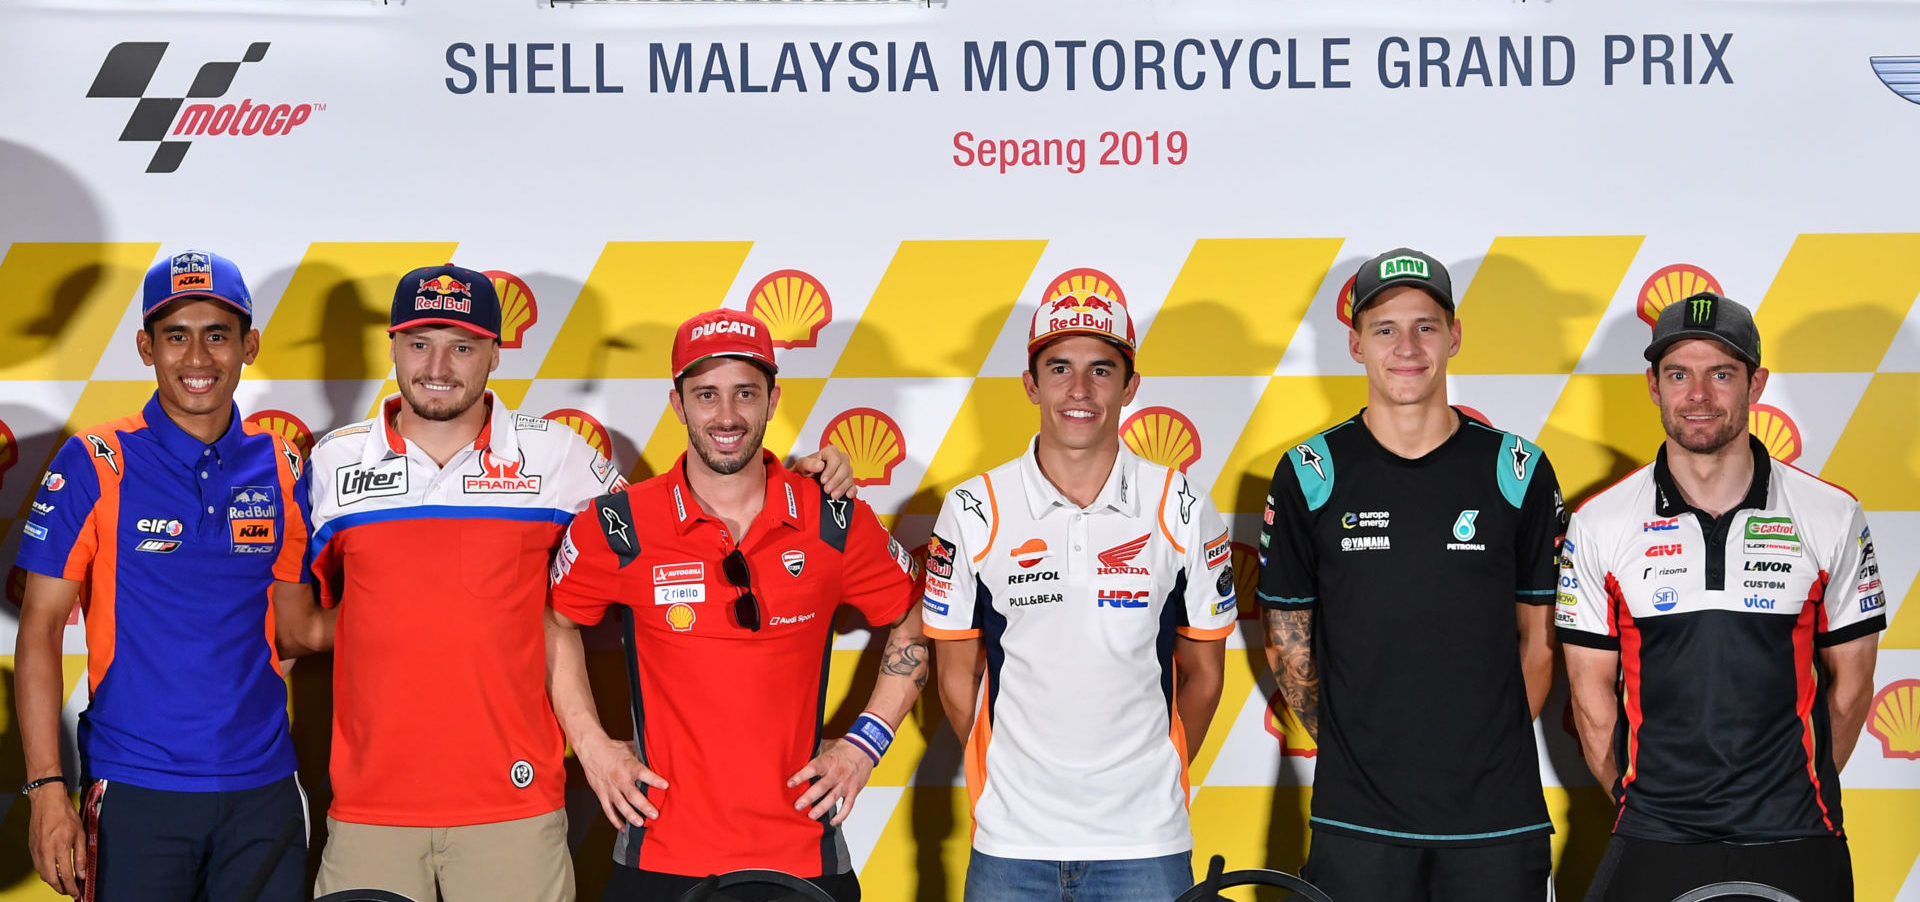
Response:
[1643,330,1760,367]
[145,292,250,322]
[1350,281,1455,322]
[389,317,500,339]
[673,351,778,380]
[1027,329,1137,359]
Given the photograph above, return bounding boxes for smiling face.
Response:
[390,325,499,422]
[1648,337,1768,456]
[136,297,258,425]
[1349,285,1461,409]
[1024,334,1139,453]
[670,356,781,477]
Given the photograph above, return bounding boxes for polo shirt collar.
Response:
[1018,436,1141,519]
[664,450,806,537]
[143,392,245,469]
[1652,433,1772,518]
[365,390,510,465]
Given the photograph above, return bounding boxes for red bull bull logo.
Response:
[419,275,473,296]
[415,274,474,314]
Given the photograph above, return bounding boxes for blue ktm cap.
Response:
[142,250,253,321]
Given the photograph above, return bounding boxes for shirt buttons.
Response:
[199,471,208,479]
[206,506,214,514]
[202,449,210,457]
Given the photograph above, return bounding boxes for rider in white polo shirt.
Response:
[925,282,1235,902]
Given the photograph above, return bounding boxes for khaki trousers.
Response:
[314,808,573,902]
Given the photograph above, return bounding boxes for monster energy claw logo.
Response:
[1378,255,1430,280]
[1687,293,1715,325]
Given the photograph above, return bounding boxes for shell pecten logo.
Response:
[1044,267,1127,309]
[0,417,16,489]
[746,270,832,349]
[1637,264,1723,329]
[484,270,539,349]
[1748,403,1803,464]
[1336,273,1358,327]
[1868,678,1920,760]
[1121,406,1201,473]
[821,407,905,487]
[544,408,615,460]
[244,409,314,458]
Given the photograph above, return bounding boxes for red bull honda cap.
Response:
[671,308,778,379]
[390,263,502,339]
[1027,282,1137,360]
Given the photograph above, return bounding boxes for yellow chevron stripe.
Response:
[1210,376,1370,514]
[1753,234,1920,372]
[906,378,1036,516]
[1538,374,1669,505]
[858,786,973,902]
[1882,571,1920,650]
[1844,789,1920,898]
[0,243,159,381]
[539,242,754,380]
[1136,239,1344,377]
[1822,373,1920,511]
[833,241,1045,378]
[1451,236,1643,375]
[248,242,460,381]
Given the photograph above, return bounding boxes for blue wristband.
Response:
[843,712,894,765]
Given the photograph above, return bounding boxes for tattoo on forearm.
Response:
[881,634,931,691]
[1264,608,1321,739]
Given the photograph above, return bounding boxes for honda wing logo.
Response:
[86,41,322,173]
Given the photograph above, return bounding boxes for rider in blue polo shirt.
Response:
[14,250,328,902]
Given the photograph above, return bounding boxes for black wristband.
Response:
[20,775,67,795]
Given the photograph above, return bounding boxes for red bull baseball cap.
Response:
[390,263,502,339]
[671,309,778,379]
[142,250,252,322]
[1027,284,1137,360]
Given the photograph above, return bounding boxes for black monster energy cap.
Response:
[1643,291,1762,368]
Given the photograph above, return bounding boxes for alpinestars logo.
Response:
[86,42,323,173]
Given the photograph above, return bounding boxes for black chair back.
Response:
[1668,882,1804,902]
[672,868,841,902]
[1173,854,1336,902]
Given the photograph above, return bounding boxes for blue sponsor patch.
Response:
[1862,593,1886,613]
[1213,596,1237,616]
[23,522,48,541]
[922,596,949,616]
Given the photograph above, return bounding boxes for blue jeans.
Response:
[964,849,1193,902]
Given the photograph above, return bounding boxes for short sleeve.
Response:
[16,436,104,582]
[1555,511,1618,650]
[1514,452,1566,606]
[923,486,982,640]
[1816,504,1888,647]
[1256,450,1318,610]
[1177,483,1237,640]
[549,495,632,627]
[272,439,313,584]
[553,428,623,514]
[838,499,916,628]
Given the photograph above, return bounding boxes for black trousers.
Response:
[1584,834,1852,902]
[1301,829,1553,902]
